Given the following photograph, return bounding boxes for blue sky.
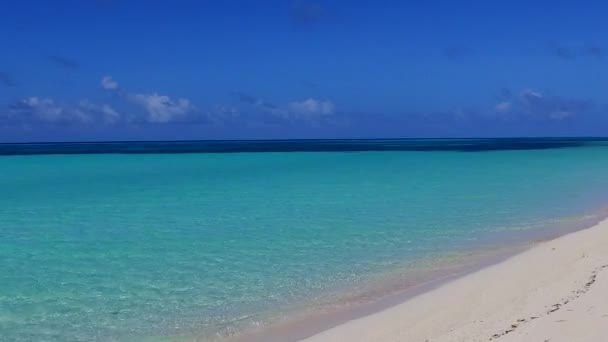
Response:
[1,0,607,142]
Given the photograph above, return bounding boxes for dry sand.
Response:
[300,219,608,342]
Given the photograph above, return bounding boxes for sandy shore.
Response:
[300,218,608,342]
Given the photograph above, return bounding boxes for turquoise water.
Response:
[2,141,608,341]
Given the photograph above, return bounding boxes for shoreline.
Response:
[219,246,524,342]
[298,217,608,342]
[207,210,608,342]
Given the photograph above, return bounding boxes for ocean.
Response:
[2,138,608,341]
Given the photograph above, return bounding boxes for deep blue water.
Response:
[1,138,607,155]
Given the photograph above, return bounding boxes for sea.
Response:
[2,138,608,341]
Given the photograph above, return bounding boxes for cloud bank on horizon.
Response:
[1,0,607,141]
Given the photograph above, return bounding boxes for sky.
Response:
[1,0,607,142]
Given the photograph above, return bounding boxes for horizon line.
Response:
[2,136,608,145]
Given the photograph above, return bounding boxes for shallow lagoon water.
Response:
[2,139,608,341]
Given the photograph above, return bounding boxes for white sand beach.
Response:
[301,219,608,342]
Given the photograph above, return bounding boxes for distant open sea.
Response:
[2,138,608,341]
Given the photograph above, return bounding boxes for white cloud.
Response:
[100,76,196,123]
[129,93,194,123]
[7,97,121,125]
[288,98,335,116]
[495,101,512,113]
[521,89,544,100]
[21,97,66,122]
[520,89,591,120]
[78,100,121,124]
[101,76,118,90]
[15,97,93,123]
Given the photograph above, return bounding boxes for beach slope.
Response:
[301,219,608,342]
